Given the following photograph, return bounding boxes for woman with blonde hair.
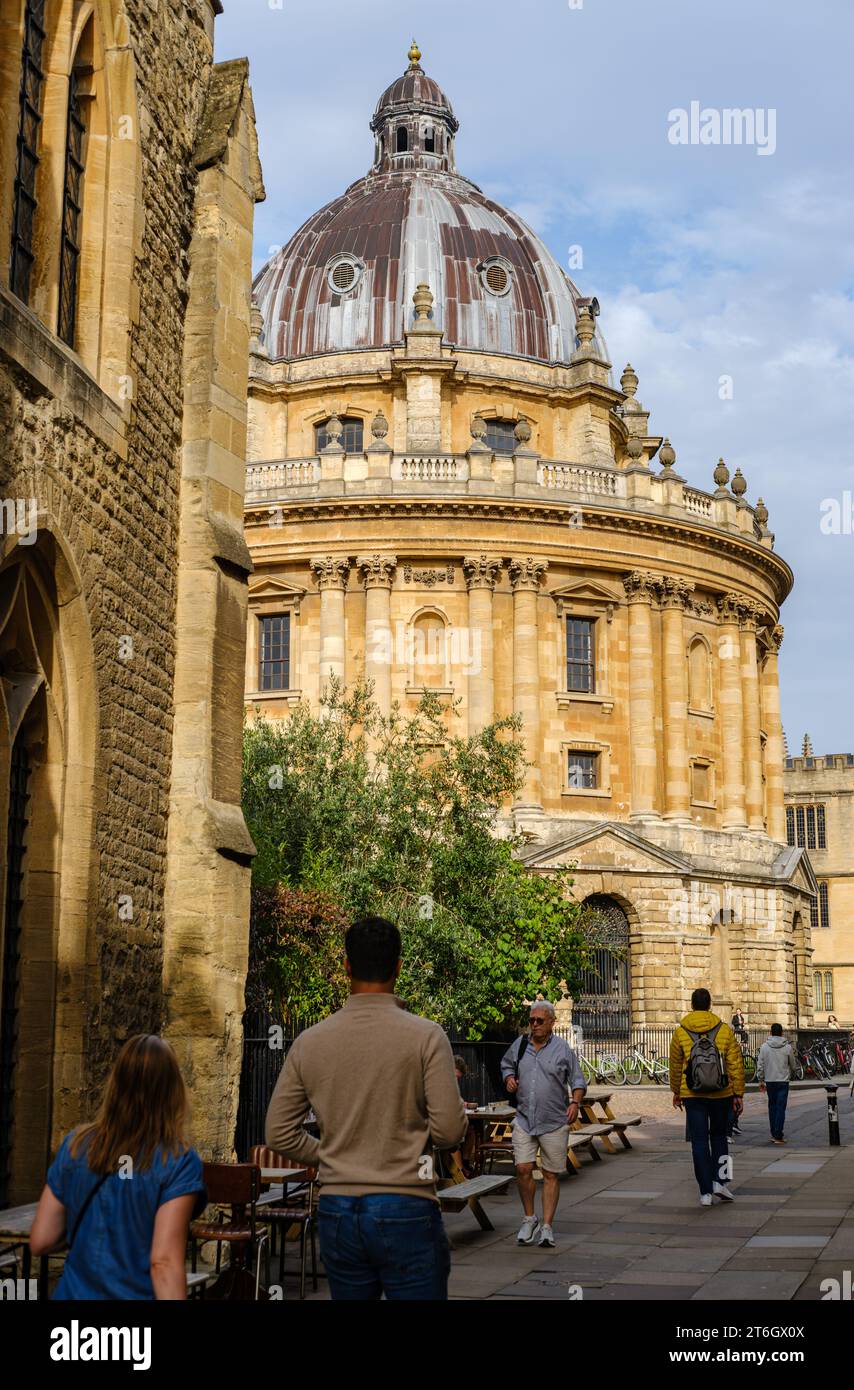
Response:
[30,1034,206,1299]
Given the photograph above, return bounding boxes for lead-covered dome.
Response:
[254,44,593,365]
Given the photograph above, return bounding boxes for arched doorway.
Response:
[0,546,81,1204]
[575,894,631,1037]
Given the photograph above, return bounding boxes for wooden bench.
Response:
[605,1115,642,1150]
[438,1174,512,1231]
[566,1131,599,1172]
[573,1121,617,1154]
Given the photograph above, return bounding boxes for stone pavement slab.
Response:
[436,1085,854,1302]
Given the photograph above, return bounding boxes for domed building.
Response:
[245,44,816,1029]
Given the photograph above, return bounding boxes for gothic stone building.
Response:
[244,45,816,1032]
[0,0,263,1202]
[785,748,854,1025]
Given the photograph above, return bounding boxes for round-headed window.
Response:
[481,259,512,297]
[326,256,363,295]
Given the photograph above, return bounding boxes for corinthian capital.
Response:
[463,555,502,591]
[717,591,744,624]
[622,570,662,604]
[508,557,548,592]
[738,598,763,632]
[659,575,695,609]
[356,553,398,589]
[310,555,351,591]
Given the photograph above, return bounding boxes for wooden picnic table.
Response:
[461,1105,516,1175]
[577,1088,641,1152]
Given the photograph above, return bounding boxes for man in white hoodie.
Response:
[756,1024,798,1144]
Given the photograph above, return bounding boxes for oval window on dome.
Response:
[480,258,512,297]
[326,256,364,295]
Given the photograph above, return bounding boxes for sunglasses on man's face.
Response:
[530,1017,547,1025]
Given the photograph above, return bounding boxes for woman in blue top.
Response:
[30,1034,206,1300]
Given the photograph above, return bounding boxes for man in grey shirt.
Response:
[501,1001,586,1248]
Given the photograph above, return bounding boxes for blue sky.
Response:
[216,0,854,753]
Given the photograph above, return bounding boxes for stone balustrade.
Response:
[244,451,771,547]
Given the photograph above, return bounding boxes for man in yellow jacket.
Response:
[669,988,745,1206]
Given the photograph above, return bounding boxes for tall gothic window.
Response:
[787,803,827,849]
[259,614,290,691]
[58,62,88,346]
[566,617,594,692]
[9,0,47,304]
[818,881,830,929]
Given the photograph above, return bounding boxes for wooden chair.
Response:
[190,1162,268,1300]
[478,1119,515,1174]
[249,1145,318,1300]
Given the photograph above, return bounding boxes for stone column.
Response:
[660,576,693,823]
[717,594,747,830]
[357,554,397,717]
[623,571,661,820]
[310,556,350,690]
[760,623,786,842]
[740,601,765,833]
[463,555,501,735]
[509,557,548,813]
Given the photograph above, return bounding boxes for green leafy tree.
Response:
[242,681,590,1036]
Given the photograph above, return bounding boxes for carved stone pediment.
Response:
[520,822,694,876]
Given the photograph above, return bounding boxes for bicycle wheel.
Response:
[579,1055,594,1084]
[601,1058,626,1086]
[624,1056,643,1085]
[742,1051,756,1081]
[652,1060,669,1085]
[793,1057,805,1081]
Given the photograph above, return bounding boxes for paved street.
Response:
[304,1083,854,1301]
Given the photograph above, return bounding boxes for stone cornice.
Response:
[245,496,793,603]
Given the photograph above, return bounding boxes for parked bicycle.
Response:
[578,1051,627,1086]
[622,1045,669,1086]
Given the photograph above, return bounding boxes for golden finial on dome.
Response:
[408,39,422,68]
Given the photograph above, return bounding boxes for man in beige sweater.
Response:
[265,916,467,1300]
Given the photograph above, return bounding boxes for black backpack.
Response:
[508,1035,530,1109]
[684,1023,729,1092]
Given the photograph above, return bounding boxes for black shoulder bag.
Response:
[508,1034,530,1109]
[67,1173,110,1248]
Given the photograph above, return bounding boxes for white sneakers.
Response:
[538,1223,556,1248]
[701,1184,736,1206]
[517,1215,541,1245]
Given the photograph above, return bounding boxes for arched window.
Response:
[424,125,435,153]
[824,971,834,1011]
[483,419,517,454]
[688,636,712,711]
[813,971,822,1008]
[9,0,48,305]
[314,416,363,453]
[575,895,631,1038]
[395,126,408,153]
[58,23,93,346]
[411,611,447,689]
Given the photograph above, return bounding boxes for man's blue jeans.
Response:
[317,1194,451,1300]
[684,1097,731,1195]
[765,1081,790,1140]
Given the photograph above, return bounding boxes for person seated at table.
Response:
[451,1056,479,1176]
[30,1034,206,1299]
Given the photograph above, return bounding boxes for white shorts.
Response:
[512,1123,569,1173]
